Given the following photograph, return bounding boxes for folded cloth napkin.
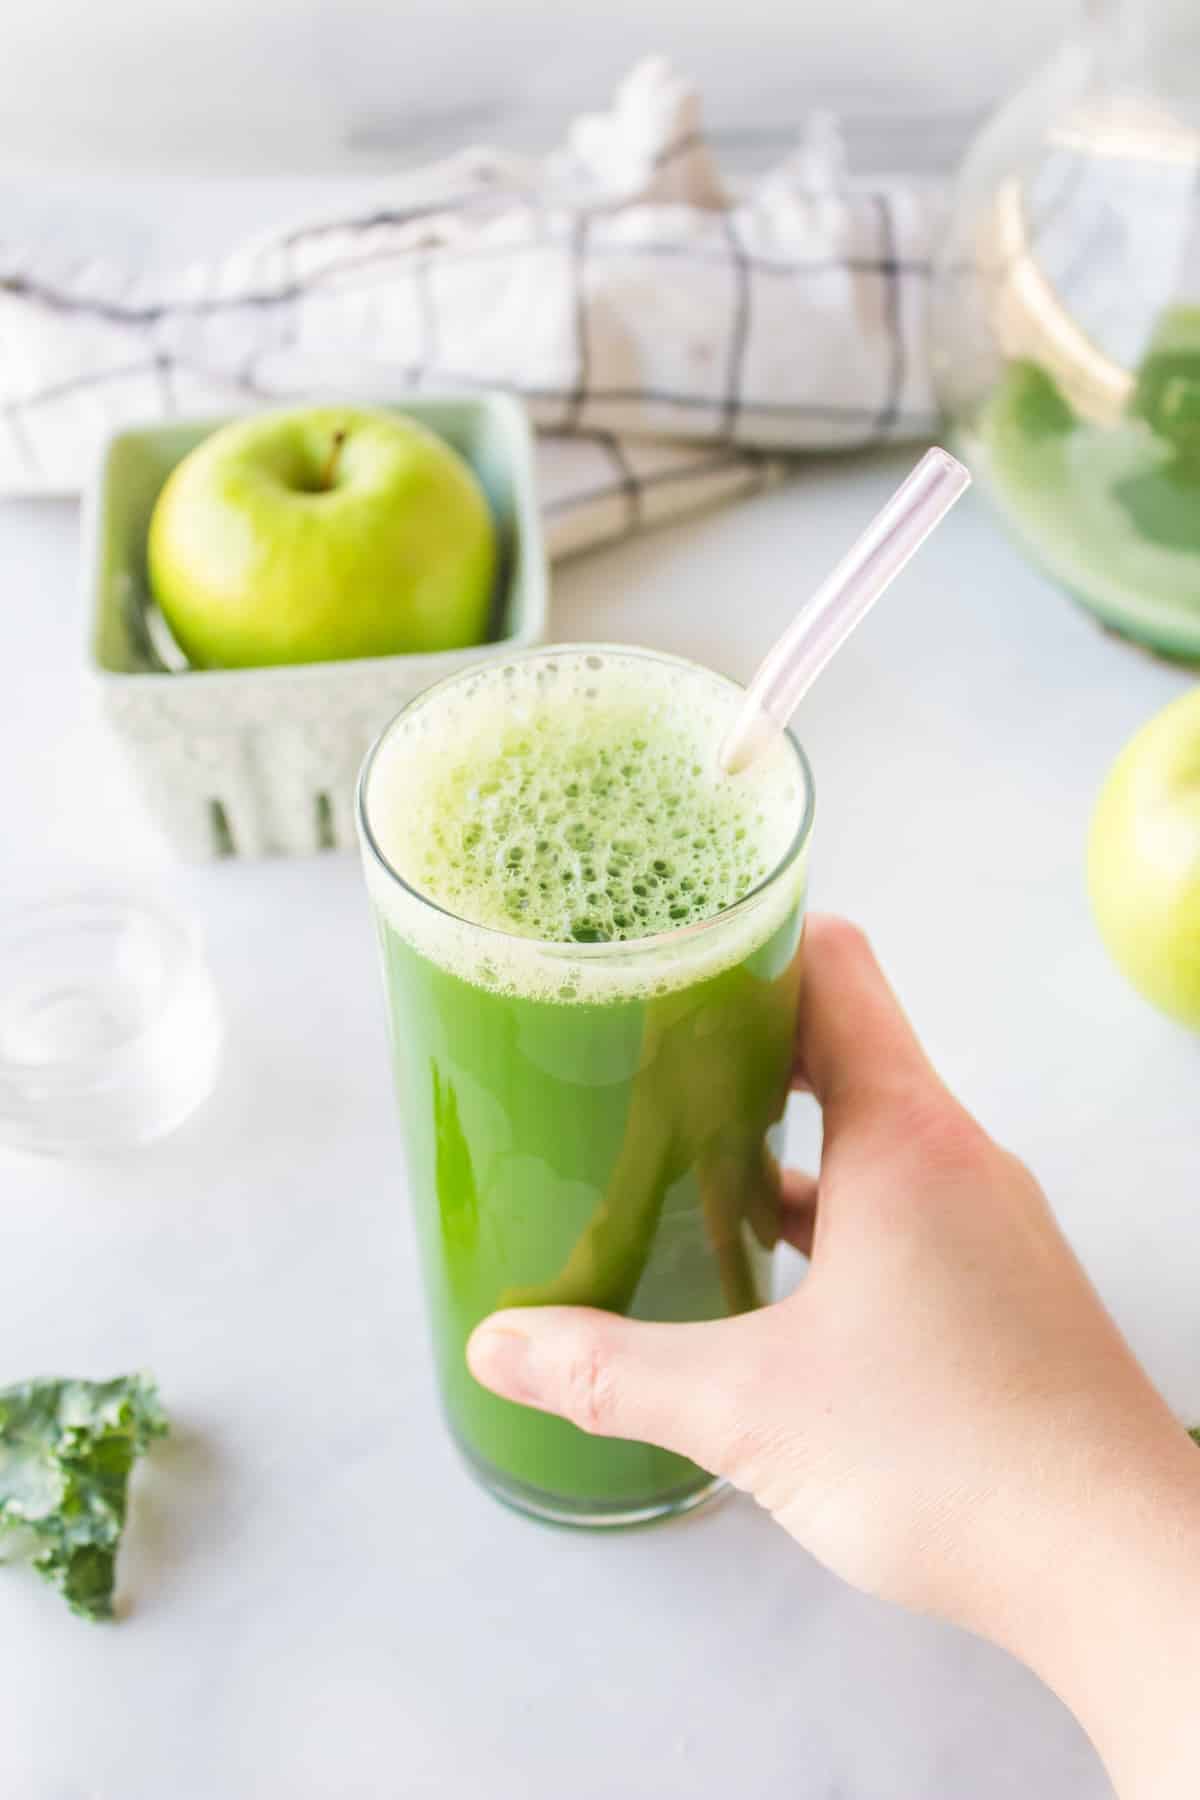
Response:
[0,58,941,558]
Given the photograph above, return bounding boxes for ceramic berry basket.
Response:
[85,394,547,860]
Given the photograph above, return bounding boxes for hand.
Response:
[468,916,1200,1797]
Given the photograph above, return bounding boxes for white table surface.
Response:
[2,451,1197,1799]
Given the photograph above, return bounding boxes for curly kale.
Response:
[0,1374,167,1621]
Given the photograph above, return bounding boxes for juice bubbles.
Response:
[359,647,813,1524]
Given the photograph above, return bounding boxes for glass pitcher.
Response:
[931,0,1200,659]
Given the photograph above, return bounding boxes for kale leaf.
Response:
[0,1374,167,1621]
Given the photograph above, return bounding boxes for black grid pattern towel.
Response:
[0,59,940,557]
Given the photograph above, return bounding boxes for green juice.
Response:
[360,647,812,1524]
[975,311,1200,660]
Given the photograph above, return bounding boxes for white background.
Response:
[1,450,1197,1798]
[2,3,1197,1795]
[0,0,1075,170]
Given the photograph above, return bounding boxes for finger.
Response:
[467,1305,780,1475]
[789,1042,814,1095]
[794,915,944,1121]
[779,1167,818,1255]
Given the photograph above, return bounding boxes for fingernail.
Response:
[467,1322,542,1404]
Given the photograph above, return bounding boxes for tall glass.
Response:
[357,646,814,1526]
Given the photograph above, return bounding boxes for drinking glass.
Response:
[358,646,813,1525]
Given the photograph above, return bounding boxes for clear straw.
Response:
[719,447,971,775]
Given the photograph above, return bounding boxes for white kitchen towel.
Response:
[0,58,941,558]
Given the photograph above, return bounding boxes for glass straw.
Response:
[719,448,971,775]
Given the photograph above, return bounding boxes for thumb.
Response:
[467,1304,780,1475]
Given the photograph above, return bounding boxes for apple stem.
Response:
[319,428,347,491]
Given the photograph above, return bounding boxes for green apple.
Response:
[147,407,497,668]
[1088,686,1200,1029]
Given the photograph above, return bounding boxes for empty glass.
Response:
[0,895,221,1156]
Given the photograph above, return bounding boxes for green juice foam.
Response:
[363,648,811,1001]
